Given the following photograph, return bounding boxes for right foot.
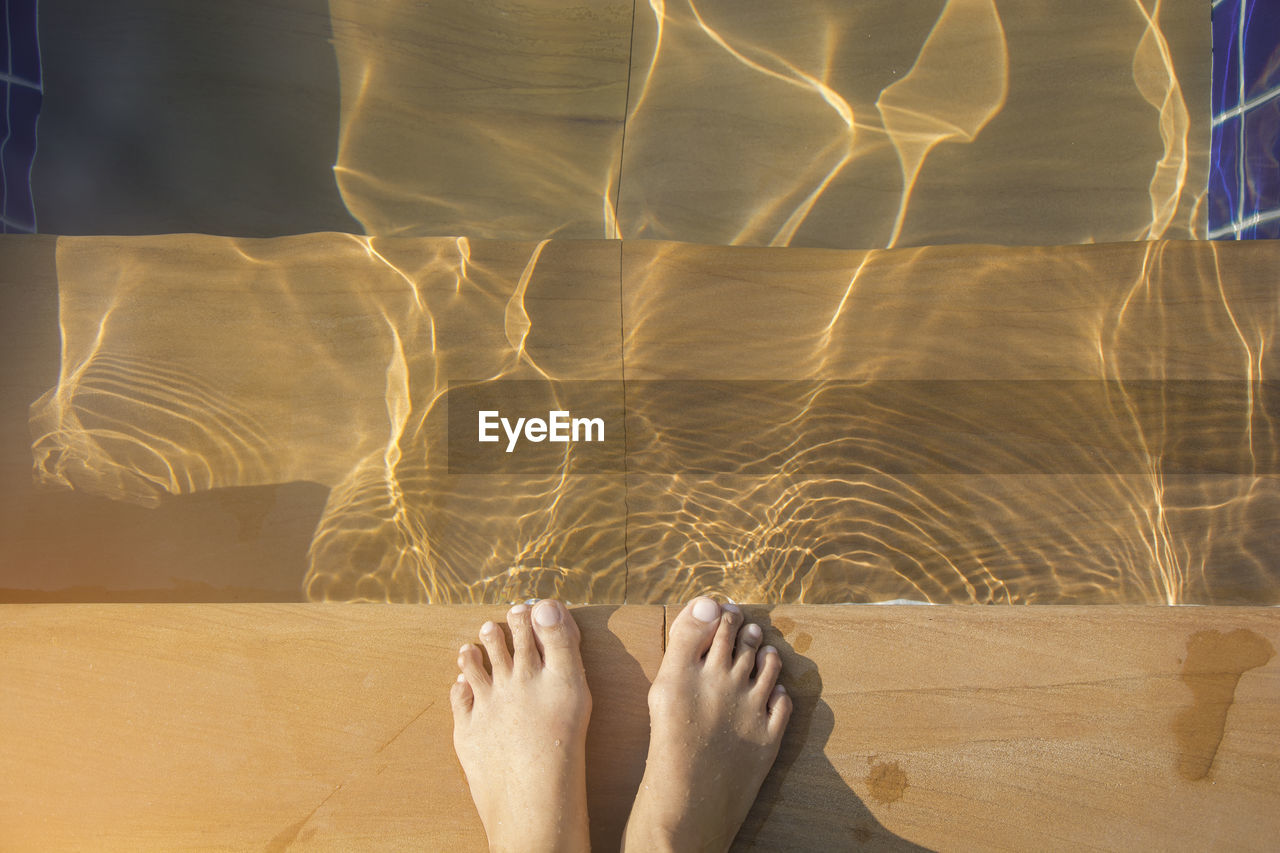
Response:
[623,597,793,853]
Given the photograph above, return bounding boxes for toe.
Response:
[665,596,723,665]
[507,603,540,673]
[766,684,792,738]
[479,620,512,678]
[733,621,764,677]
[706,603,743,668]
[458,643,491,690]
[450,673,474,718]
[531,600,583,673]
[751,645,783,703]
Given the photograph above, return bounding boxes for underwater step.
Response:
[3,235,1277,605]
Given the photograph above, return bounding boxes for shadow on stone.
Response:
[735,608,933,852]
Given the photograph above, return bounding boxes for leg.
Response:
[623,597,793,852]
[450,600,593,853]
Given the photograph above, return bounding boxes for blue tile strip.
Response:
[1,0,42,234]
[1211,0,1280,239]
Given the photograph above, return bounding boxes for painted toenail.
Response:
[692,597,719,622]
[534,601,562,627]
[509,603,528,615]
[745,624,762,640]
[723,601,740,614]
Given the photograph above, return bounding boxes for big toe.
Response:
[531,599,583,672]
[665,596,723,665]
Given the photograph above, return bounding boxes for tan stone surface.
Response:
[326,0,1207,248]
[617,0,1208,248]
[620,239,1280,604]
[7,236,1280,604]
[1,604,1276,851]
[33,2,1209,248]
[620,240,1278,383]
[740,605,1280,852]
[35,234,624,497]
[22,235,626,603]
[0,237,326,600]
[0,604,663,852]
[328,0,633,240]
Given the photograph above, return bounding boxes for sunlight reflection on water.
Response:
[14,0,1257,604]
[327,0,1205,248]
[28,236,1280,603]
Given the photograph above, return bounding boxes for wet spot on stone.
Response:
[1173,628,1274,781]
[866,759,908,804]
[853,824,874,844]
[773,615,796,635]
[794,631,813,654]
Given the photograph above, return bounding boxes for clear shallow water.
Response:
[29,0,1208,243]
[328,0,1206,248]
[8,1,1271,604]
[1209,0,1280,238]
[24,236,1280,604]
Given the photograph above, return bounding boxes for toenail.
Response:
[509,603,528,615]
[456,673,466,683]
[723,601,740,614]
[773,683,786,694]
[745,624,762,640]
[762,645,778,656]
[692,597,719,622]
[534,600,562,627]
[459,644,471,654]
[481,621,497,635]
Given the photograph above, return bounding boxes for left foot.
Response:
[450,600,593,853]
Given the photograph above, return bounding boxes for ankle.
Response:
[621,819,679,853]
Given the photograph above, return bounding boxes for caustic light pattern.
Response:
[1210,0,1280,238]
[330,0,1207,249]
[13,2,1276,605]
[28,235,1280,604]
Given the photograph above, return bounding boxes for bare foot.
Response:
[450,600,592,853]
[623,597,793,853]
